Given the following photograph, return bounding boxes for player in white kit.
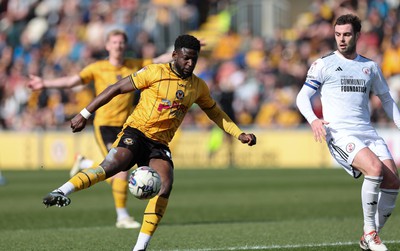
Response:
[296,14,400,251]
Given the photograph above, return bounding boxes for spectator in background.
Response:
[381,35,400,78]
[212,29,242,61]
[0,63,8,129]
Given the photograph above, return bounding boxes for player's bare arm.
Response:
[70,76,135,133]
[152,52,172,64]
[27,74,82,90]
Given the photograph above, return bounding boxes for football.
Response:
[128,166,161,200]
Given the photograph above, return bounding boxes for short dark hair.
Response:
[174,34,201,52]
[334,14,362,33]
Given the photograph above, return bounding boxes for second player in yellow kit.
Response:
[79,58,151,129]
[79,58,150,155]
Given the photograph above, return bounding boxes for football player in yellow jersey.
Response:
[42,34,257,250]
[28,30,171,229]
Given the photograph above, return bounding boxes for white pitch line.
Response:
[158,240,400,251]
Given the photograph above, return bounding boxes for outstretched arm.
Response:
[27,74,82,90]
[203,103,256,146]
[70,76,135,133]
[152,52,172,64]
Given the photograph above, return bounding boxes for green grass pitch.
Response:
[0,168,399,251]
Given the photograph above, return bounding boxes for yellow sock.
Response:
[111,177,128,209]
[69,166,106,191]
[141,196,169,236]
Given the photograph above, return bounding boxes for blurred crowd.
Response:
[1,0,400,131]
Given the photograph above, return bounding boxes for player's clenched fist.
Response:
[70,114,87,133]
[238,133,257,146]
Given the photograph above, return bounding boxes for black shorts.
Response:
[116,127,173,170]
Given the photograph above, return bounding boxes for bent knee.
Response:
[365,161,385,177]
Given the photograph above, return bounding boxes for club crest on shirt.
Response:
[362,67,371,75]
[123,138,134,145]
[346,143,355,153]
[176,90,184,100]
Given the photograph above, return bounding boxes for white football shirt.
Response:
[304,51,389,133]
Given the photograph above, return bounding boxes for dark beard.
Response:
[171,62,191,79]
[339,43,356,58]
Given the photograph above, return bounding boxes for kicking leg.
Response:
[43,166,106,207]
[43,147,133,208]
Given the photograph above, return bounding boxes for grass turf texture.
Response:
[0,168,399,251]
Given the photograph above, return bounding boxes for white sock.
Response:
[132,232,151,251]
[375,188,398,232]
[362,176,382,233]
[55,182,75,196]
[80,159,94,169]
[116,208,130,221]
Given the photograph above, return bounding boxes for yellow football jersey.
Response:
[79,58,152,126]
[125,63,243,145]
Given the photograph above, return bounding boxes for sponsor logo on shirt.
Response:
[341,78,367,93]
[158,99,188,116]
